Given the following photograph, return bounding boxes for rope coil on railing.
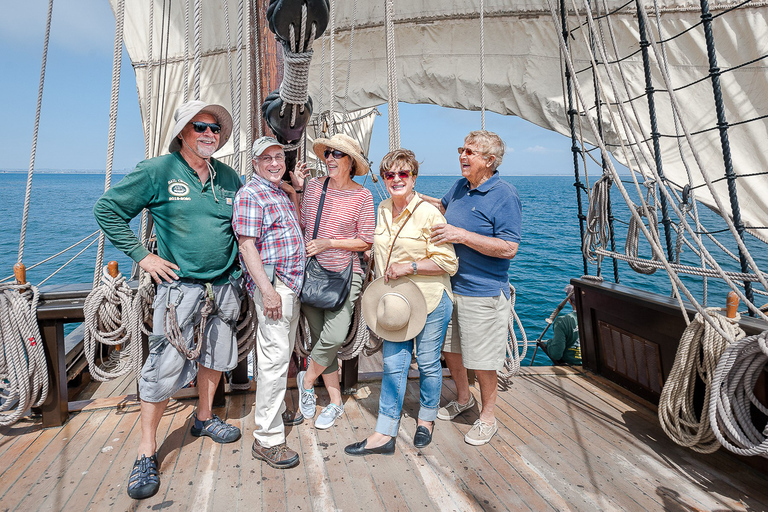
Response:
[83,266,145,381]
[583,174,612,264]
[658,307,744,453]
[0,282,48,427]
[709,329,768,457]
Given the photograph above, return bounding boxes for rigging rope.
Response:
[625,204,660,275]
[657,308,744,453]
[500,285,529,379]
[384,0,401,150]
[479,0,486,129]
[0,282,48,427]
[193,0,202,100]
[17,0,53,266]
[708,329,768,458]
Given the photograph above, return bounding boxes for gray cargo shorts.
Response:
[138,275,243,403]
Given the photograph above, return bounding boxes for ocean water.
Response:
[2,172,765,366]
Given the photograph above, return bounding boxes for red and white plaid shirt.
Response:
[232,174,305,295]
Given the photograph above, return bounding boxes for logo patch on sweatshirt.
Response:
[168,180,191,199]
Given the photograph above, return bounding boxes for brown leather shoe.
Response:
[251,440,300,469]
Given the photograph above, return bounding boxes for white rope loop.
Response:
[625,203,660,275]
[0,282,49,426]
[657,307,745,453]
[501,285,529,378]
[709,329,768,457]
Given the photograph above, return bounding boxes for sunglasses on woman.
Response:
[457,146,483,156]
[324,149,348,159]
[191,121,222,134]
[383,170,413,180]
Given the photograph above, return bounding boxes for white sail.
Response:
[113,0,768,240]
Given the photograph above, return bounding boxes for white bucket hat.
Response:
[362,277,427,342]
[169,100,233,153]
[312,133,370,176]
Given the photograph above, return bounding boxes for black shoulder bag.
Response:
[300,178,354,311]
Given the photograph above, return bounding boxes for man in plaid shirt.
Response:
[232,136,306,469]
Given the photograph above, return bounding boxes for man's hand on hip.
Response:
[139,253,180,283]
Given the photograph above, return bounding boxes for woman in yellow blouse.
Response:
[345,149,458,455]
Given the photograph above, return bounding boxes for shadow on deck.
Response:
[1,367,766,511]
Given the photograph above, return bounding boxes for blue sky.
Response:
[1,1,580,175]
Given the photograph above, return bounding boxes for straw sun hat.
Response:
[312,133,370,176]
[169,100,233,153]
[362,277,427,342]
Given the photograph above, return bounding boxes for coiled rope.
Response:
[709,329,768,457]
[0,282,48,426]
[236,291,258,364]
[658,308,744,453]
[625,203,660,275]
[83,266,148,381]
[582,174,612,265]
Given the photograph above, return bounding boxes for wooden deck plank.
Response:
[3,368,768,511]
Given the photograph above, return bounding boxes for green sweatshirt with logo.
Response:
[94,152,242,283]
[546,311,582,365]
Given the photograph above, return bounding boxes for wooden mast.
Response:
[250,0,283,139]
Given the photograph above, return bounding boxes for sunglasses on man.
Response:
[191,121,222,134]
[324,149,348,159]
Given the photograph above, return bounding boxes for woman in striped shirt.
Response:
[290,133,375,430]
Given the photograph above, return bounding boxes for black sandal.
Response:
[127,453,160,500]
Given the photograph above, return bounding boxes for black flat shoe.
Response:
[344,437,396,456]
[413,425,433,448]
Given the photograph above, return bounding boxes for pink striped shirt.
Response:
[300,177,375,274]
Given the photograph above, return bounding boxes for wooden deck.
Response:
[1,366,767,511]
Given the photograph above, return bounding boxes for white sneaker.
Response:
[297,371,316,419]
[314,403,343,429]
[437,394,476,420]
[464,419,498,446]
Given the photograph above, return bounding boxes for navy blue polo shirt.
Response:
[441,172,522,298]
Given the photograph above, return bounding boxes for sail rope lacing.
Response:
[657,308,744,453]
[709,329,768,457]
[0,282,48,427]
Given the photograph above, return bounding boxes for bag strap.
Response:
[311,177,331,241]
[383,198,425,271]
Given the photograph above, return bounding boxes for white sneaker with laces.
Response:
[314,403,343,429]
[297,371,316,419]
[436,394,476,420]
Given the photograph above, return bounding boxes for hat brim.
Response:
[362,277,427,342]
[313,137,369,176]
[169,103,233,153]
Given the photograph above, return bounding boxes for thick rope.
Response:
[183,0,191,101]
[582,174,612,265]
[500,285,529,378]
[164,283,214,360]
[83,267,145,381]
[193,0,202,100]
[709,329,768,457]
[0,282,48,426]
[94,0,126,287]
[17,0,53,266]
[236,290,257,364]
[384,0,400,150]
[657,308,744,453]
[233,0,245,174]
[479,0,486,129]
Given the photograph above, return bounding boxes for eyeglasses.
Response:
[324,149,348,160]
[457,146,484,157]
[191,121,222,134]
[383,170,413,180]
[257,154,286,163]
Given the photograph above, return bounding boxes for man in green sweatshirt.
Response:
[539,284,582,365]
[94,100,244,501]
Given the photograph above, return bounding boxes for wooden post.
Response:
[14,263,26,286]
[107,261,119,278]
[40,320,68,427]
[250,0,284,138]
[726,291,739,318]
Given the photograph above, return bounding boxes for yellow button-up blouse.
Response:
[373,193,459,313]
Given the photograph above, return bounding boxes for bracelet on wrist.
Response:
[295,189,304,194]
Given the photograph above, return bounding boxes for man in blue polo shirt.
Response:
[428,130,522,446]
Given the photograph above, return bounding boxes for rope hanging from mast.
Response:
[384,0,400,150]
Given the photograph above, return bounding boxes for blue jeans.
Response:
[375,291,453,437]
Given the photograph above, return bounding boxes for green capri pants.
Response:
[301,272,363,374]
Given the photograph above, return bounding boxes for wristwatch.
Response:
[411,261,418,275]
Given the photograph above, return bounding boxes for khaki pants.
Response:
[251,278,300,448]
